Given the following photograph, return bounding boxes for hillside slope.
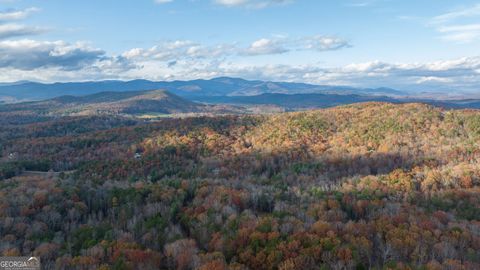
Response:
[192,92,399,108]
[0,102,479,269]
[0,89,206,116]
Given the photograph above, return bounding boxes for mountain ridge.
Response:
[3,89,480,119]
[0,77,409,102]
[0,89,208,116]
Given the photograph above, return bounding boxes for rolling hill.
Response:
[0,89,207,116]
[191,92,399,108]
[193,93,480,110]
[0,102,479,269]
[4,88,480,120]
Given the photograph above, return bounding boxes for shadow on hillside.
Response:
[214,150,439,185]
[2,114,442,187]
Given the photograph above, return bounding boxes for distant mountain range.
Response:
[1,90,401,116]
[1,77,480,115]
[0,77,408,102]
[2,88,480,119]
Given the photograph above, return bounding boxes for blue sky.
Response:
[1,0,480,94]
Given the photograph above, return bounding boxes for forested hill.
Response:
[0,102,479,269]
[0,89,207,116]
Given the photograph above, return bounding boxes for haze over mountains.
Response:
[0,77,411,102]
[1,77,480,113]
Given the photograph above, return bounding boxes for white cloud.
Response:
[0,34,478,94]
[0,7,39,21]
[243,38,288,55]
[437,24,480,43]
[214,0,292,9]
[416,76,453,84]
[203,57,480,93]
[300,36,351,51]
[215,0,249,6]
[241,36,350,56]
[431,4,480,24]
[2,40,480,94]
[430,4,480,43]
[0,39,115,70]
[122,40,236,61]
[154,0,173,4]
[0,23,45,39]
[123,36,349,61]
[0,7,45,39]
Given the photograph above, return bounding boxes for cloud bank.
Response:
[1,36,479,95]
[0,2,479,96]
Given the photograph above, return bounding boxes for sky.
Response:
[0,0,480,93]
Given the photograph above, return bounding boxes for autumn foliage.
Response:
[0,102,480,269]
